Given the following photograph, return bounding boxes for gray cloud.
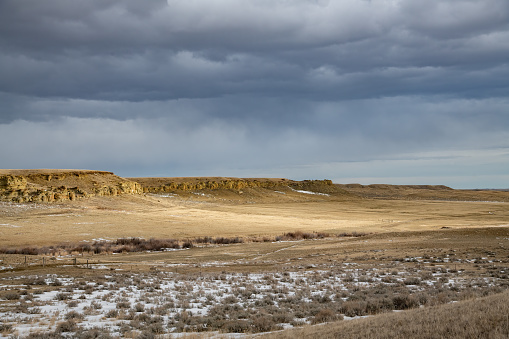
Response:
[1,0,508,105]
[0,0,508,187]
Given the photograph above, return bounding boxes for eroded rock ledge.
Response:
[130,177,334,194]
[0,170,142,203]
[0,170,336,203]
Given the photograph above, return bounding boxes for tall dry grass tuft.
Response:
[257,291,509,339]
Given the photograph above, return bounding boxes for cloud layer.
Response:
[1,0,508,187]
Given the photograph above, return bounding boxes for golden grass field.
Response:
[0,171,508,338]
[1,186,508,248]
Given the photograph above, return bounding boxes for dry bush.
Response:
[251,315,280,332]
[365,298,394,314]
[65,310,84,320]
[55,319,77,333]
[27,276,47,285]
[392,294,419,310]
[67,300,78,308]
[182,240,194,248]
[272,310,295,324]
[72,243,92,253]
[115,237,180,252]
[222,319,250,333]
[214,236,244,244]
[105,309,118,318]
[76,327,114,339]
[0,323,13,334]
[275,231,330,241]
[337,231,369,237]
[116,300,131,309]
[0,230,367,256]
[311,309,342,324]
[194,236,213,244]
[403,277,421,285]
[341,300,368,317]
[4,291,20,300]
[25,332,61,339]
[55,292,71,301]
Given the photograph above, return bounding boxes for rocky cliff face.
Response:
[133,177,337,195]
[0,175,28,190]
[0,169,338,203]
[137,178,292,193]
[0,170,142,203]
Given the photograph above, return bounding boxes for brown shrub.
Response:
[65,311,84,320]
[341,300,368,317]
[311,309,341,324]
[222,320,250,333]
[4,291,20,300]
[251,315,278,332]
[392,294,419,310]
[55,320,77,333]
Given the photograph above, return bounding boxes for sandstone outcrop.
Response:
[0,169,340,203]
[139,179,289,193]
[0,170,142,203]
[131,177,338,195]
[0,175,27,190]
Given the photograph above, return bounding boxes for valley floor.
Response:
[0,187,508,338]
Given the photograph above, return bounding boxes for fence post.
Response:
[43,257,45,267]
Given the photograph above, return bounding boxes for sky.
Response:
[1,0,508,189]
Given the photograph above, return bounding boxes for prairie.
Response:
[1,189,508,248]
[0,171,508,338]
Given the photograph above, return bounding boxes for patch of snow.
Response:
[289,187,329,196]
[0,223,21,228]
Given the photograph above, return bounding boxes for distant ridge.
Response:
[337,183,509,202]
[1,169,509,203]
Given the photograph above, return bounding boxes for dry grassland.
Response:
[0,173,508,338]
[1,226,508,338]
[1,190,508,248]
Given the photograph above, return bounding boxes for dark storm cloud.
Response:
[1,0,508,109]
[0,0,508,188]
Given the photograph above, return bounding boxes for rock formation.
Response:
[0,170,142,203]
[0,169,339,203]
[132,177,334,194]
